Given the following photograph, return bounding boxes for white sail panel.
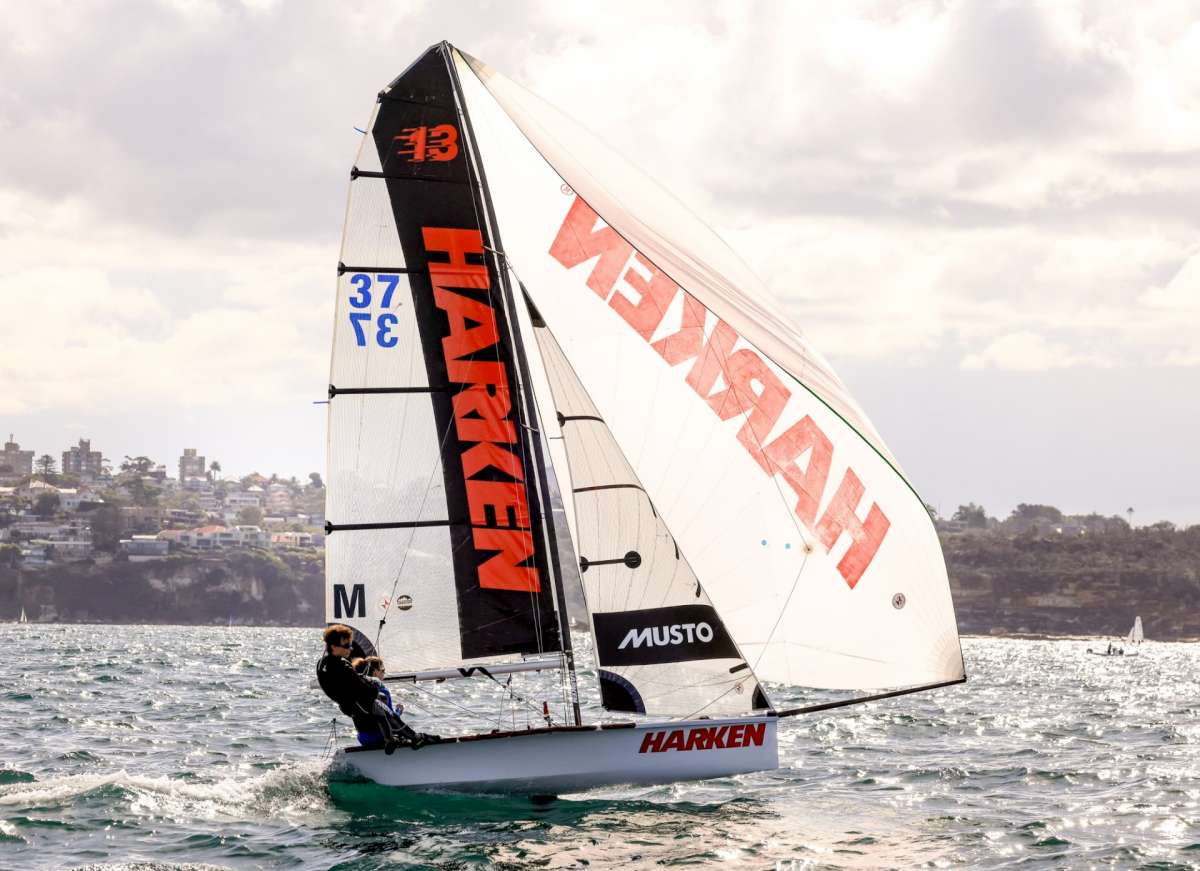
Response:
[453,50,964,691]
[339,177,409,268]
[459,52,892,468]
[325,526,461,670]
[535,326,764,717]
[1127,616,1144,645]
[326,395,446,525]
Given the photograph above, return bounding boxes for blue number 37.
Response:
[347,273,402,347]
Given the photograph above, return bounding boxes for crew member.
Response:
[316,624,400,754]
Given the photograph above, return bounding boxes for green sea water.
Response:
[0,625,1197,869]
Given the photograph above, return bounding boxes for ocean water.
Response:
[0,625,1197,870]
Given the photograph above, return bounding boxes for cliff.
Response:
[4,525,1199,639]
[1,549,323,626]
[945,525,1200,640]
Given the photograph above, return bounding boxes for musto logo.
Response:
[618,622,714,649]
[639,722,766,753]
[594,605,738,667]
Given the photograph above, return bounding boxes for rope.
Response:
[322,717,341,760]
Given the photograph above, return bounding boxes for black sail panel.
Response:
[333,44,561,660]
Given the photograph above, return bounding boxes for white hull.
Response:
[340,715,778,794]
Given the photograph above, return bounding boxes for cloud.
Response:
[1,0,1198,511]
[1141,249,1200,310]
[961,330,1107,371]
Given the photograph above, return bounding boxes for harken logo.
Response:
[638,722,766,753]
[618,622,715,650]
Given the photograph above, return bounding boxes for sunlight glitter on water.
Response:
[0,627,1198,869]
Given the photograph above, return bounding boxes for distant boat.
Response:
[1087,619,1141,657]
[18,607,27,624]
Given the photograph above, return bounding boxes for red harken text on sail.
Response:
[425,227,541,593]
[549,198,889,589]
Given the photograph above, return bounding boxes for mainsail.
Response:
[325,49,569,674]
[326,42,963,727]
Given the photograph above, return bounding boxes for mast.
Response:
[441,43,582,725]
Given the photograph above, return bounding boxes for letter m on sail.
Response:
[333,583,365,619]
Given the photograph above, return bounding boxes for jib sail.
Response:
[325,46,565,670]
[449,47,965,692]
[530,317,766,717]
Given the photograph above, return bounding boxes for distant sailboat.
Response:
[322,41,966,794]
[1087,617,1141,657]
[18,607,27,624]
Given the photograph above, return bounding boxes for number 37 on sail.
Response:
[323,41,966,794]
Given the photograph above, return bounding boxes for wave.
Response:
[0,760,335,821]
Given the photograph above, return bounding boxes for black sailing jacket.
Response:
[316,651,380,717]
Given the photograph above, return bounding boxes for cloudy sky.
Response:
[1,0,1197,524]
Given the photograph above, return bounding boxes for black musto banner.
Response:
[593,605,740,667]
[370,44,560,660]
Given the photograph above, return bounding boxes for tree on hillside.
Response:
[952,503,988,527]
[36,455,57,477]
[236,506,264,526]
[120,456,156,476]
[90,505,124,552]
[924,502,940,521]
[209,460,222,480]
[126,477,160,507]
[34,493,61,519]
[1010,503,1063,523]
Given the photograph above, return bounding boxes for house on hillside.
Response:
[235,525,269,546]
[271,531,316,548]
[224,490,263,511]
[120,535,170,560]
[189,525,239,550]
[59,488,104,512]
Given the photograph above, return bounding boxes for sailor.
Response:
[352,656,438,750]
[316,624,401,754]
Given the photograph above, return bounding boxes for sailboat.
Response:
[1087,616,1142,657]
[323,42,965,794]
[18,607,27,624]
